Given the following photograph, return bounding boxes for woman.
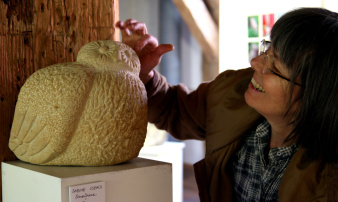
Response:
[116,7,337,201]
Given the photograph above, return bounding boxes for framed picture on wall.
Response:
[248,42,259,62]
[248,16,259,38]
[263,13,275,37]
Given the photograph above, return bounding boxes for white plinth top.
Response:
[3,157,167,179]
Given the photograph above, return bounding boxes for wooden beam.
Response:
[172,0,219,63]
[205,0,219,9]
[204,0,219,25]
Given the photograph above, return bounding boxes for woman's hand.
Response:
[115,19,174,84]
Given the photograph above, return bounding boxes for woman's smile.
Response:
[250,77,265,93]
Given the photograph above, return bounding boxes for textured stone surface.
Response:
[9,40,148,166]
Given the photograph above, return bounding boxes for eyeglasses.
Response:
[259,39,302,86]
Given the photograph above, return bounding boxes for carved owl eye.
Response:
[78,41,116,60]
[117,43,140,73]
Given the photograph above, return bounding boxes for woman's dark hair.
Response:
[271,7,338,163]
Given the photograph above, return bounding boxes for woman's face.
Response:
[244,48,300,123]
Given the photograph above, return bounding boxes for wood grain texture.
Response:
[0,0,119,200]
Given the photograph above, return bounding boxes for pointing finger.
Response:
[155,44,175,57]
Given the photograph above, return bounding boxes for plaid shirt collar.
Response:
[233,119,298,202]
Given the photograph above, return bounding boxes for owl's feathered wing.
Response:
[9,63,94,164]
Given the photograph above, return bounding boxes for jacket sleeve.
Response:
[145,68,255,141]
[145,70,209,140]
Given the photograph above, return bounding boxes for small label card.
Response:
[69,181,105,202]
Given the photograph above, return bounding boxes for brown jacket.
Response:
[145,68,337,202]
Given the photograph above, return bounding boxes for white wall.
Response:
[219,0,335,72]
[323,0,338,12]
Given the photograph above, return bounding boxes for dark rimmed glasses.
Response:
[259,39,302,86]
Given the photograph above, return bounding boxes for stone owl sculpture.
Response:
[9,40,148,166]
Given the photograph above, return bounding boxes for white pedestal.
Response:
[139,141,185,202]
[2,158,172,202]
